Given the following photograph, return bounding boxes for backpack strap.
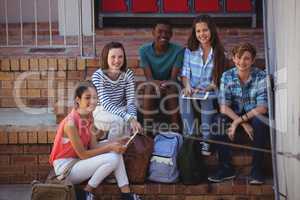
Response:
[56,159,79,181]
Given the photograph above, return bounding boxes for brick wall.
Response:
[0,125,56,184]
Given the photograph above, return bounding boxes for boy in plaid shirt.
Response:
[208,43,269,185]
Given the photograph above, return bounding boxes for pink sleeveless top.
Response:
[49,109,93,165]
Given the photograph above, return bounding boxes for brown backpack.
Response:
[31,160,78,200]
[124,134,153,183]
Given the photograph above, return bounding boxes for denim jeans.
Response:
[212,114,269,175]
[179,97,217,139]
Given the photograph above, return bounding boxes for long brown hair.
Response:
[100,42,127,72]
[187,15,225,87]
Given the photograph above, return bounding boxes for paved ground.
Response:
[0,108,56,126]
[0,184,31,200]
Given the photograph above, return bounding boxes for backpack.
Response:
[31,160,78,200]
[177,136,207,184]
[124,134,154,183]
[148,131,183,183]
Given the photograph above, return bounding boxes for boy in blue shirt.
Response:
[139,20,184,133]
[208,43,269,185]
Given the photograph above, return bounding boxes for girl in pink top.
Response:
[49,81,142,200]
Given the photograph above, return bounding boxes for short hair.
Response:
[235,42,256,59]
[100,42,127,72]
[153,19,172,29]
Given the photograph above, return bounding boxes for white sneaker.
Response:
[85,192,96,200]
[201,142,211,156]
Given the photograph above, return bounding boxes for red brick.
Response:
[18,132,28,144]
[28,132,38,143]
[128,58,139,68]
[67,71,84,80]
[145,184,159,194]
[0,175,10,183]
[0,166,24,175]
[87,68,98,78]
[158,184,176,195]
[0,72,14,80]
[24,145,50,154]
[20,59,29,71]
[38,154,50,164]
[41,89,55,98]
[77,59,86,70]
[10,173,37,183]
[247,185,263,195]
[27,80,49,89]
[68,58,77,70]
[48,58,58,71]
[37,131,48,144]
[131,185,146,194]
[0,59,10,71]
[55,71,66,80]
[0,132,8,144]
[27,98,48,106]
[0,155,10,165]
[25,71,40,80]
[25,165,50,174]
[8,132,18,144]
[184,185,209,195]
[217,182,234,194]
[11,155,38,165]
[0,98,17,107]
[1,80,13,88]
[13,88,26,99]
[133,68,145,76]
[47,131,56,143]
[30,59,39,71]
[58,58,67,70]
[0,145,23,154]
[0,88,13,97]
[39,58,48,71]
[26,89,40,97]
[86,59,99,67]
[10,59,20,71]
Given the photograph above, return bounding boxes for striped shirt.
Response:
[92,69,137,122]
[218,67,268,114]
[181,47,214,89]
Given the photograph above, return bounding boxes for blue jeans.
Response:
[179,97,217,139]
[212,114,269,175]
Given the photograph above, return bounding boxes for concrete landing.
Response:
[0,108,56,126]
[0,184,31,200]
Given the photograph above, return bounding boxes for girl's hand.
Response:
[130,119,143,134]
[205,83,217,91]
[241,123,254,141]
[183,86,193,96]
[109,142,127,154]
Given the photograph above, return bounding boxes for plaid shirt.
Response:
[181,47,214,89]
[218,67,268,114]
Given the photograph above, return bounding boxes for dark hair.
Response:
[153,19,172,30]
[187,15,225,87]
[101,42,127,72]
[235,42,256,59]
[74,81,95,106]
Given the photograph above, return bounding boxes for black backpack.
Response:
[177,137,207,184]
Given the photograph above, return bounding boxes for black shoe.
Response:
[208,167,236,183]
[121,192,142,200]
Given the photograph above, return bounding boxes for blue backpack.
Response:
[148,131,183,183]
